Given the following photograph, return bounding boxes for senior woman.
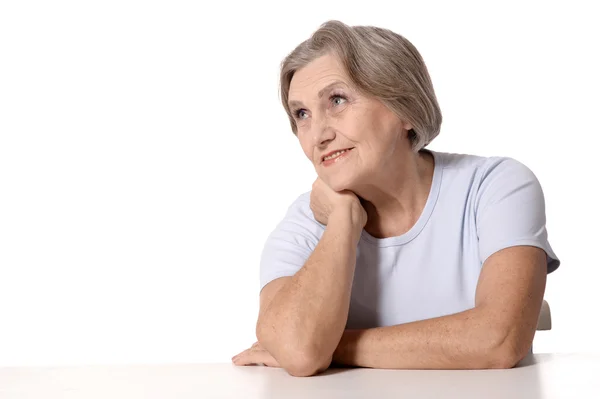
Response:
[232,20,560,377]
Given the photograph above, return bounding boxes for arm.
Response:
[331,158,557,370]
[256,208,363,377]
[332,245,547,369]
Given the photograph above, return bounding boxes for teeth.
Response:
[324,149,350,161]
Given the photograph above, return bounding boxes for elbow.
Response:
[256,324,333,377]
[284,351,332,377]
[479,329,529,369]
[285,359,323,377]
[484,348,521,369]
[266,341,331,377]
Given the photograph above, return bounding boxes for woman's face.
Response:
[288,53,412,192]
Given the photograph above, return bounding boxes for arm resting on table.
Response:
[256,210,363,377]
[333,246,548,369]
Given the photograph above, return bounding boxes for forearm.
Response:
[257,210,362,369]
[333,307,518,370]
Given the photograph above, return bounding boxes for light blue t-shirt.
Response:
[259,150,560,329]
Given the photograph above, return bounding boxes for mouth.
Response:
[321,147,355,165]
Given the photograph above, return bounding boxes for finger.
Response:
[251,350,280,368]
[232,350,258,366]
[232,341,260,360]
[233,349,278,367]
[231,348,251,363]
[261,356,281,368]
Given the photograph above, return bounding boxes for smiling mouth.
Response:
[321,147,354,163]
[322,147,354,162]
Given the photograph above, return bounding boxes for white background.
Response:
[0,0,598,366]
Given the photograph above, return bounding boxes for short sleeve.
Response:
[475,157,560,273]
[259,192,325,293]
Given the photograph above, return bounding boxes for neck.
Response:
[353,149,435,238]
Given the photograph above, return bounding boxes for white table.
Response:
[1,353,598,398]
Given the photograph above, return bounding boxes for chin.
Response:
[325,175,356,193]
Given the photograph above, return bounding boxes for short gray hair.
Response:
[280,20,442,152]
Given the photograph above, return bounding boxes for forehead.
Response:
[288,54,350,104]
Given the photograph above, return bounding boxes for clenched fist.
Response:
[310,177,368,228]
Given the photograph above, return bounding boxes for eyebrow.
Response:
[288,80,348,109]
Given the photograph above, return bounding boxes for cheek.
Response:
[299,140,313,160]
[344,121,377,145]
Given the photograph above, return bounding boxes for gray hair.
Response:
[279,20,442,152]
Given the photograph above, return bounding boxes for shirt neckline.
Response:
[359,149,444,248]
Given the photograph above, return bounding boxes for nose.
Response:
[312,115,335,148]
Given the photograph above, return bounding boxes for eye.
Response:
[294,109,308,120]
[331,94,347,107]
[293,93,348,120]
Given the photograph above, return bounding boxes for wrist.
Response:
[333,329,361,366]
[329,209,364,240]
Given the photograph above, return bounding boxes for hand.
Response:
[231,341,281,367]
[310,177,367,227]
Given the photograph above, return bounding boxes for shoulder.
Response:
[478,156,537,182]
[475,156,541,201]
[268,191,325,246]
[436,151,531,175]
[466,154,546,222]
[284,191,320,226]
[435,151,539,190]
